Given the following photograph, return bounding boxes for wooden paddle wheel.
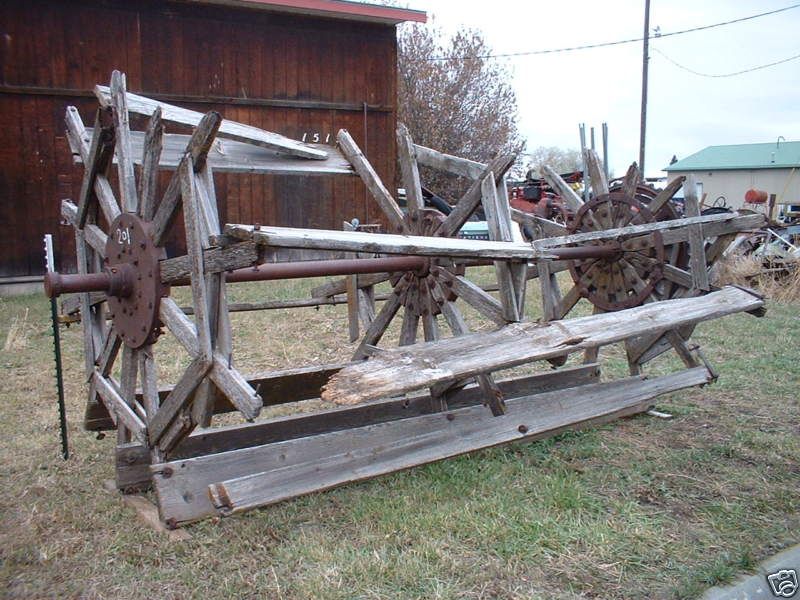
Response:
[45,72,766,527]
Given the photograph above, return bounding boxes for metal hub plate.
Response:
[567,193,665,311]
[105,213,165,348]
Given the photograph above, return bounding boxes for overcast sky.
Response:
[397,0,800,179]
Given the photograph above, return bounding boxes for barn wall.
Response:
[0,0,398,277]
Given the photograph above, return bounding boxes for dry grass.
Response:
[713,254,800,302]
[1,274,799,599]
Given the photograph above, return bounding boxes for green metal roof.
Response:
[664,141,800,172]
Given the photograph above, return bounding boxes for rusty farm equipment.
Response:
[44,71,767,527]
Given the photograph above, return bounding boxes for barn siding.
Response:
[0,0,398,277]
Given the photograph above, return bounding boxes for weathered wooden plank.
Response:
[109,71,139,213]
[322,286,763,406]
[541,165,583,213]
[621,163,641,198]
[660,213,766,246]
[117,345,139,443]
[208,356,262,421]
[148,358,209,445]
[159,298,199,357]
[584,148,609,197]
[83,127,354,176]
[64,106,121,225]
[684,174,710,291]
[146,364,600,521]
[95,85,327,160]
[138,107,163,221]
[440,154,516,237]
[434,288,506,415]
[481,173,519,322]
[179,160,212,363]
[93,372,147,444]
[63,201,110,258]
[648,176,685,215]
[76,109,115,228]
[336,129,407,233]
[538,260,562,322]
[155,367,709,523]
[159,241,259,284]
[138,345,160,420]
[127,363,599,478]
[397,123,424,214]
[412,144,485,179]
[353,285,404,360]
[510,208,568,238]
[150,112,222,247]
[533,211,743,249]
[435,269,505,326]
[224,223,541,260]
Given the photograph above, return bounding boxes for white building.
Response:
[664,141,800,214]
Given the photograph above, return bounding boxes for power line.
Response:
[424,2,800,61]
[651,46,800,77]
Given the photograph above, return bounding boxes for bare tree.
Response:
[398,25,525,201]
[521,146,582,180]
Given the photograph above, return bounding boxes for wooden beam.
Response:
[151,111,222,247]
[336,129,408,233]
[83,127,354,176]
[76,108,115,228]
[152,367,709,524]
[109,71,139,213]
[224,223,540,260]
[533,211,746,249]
[440,154,516,237]
[510,208,568,237]
[159,241,260,284]
[95,85,327,160]
[322,286,763,406]
[412,144,485,179]
[138,107,164,221]
[649,176,685,215]
[93,372,147,444]
[434,268,506,326]
[584,148,609,196]
[684,174,710,291]
[397,123,424,214]
[64,106,121,225]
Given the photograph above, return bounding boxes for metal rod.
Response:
[43,248,621,298]
[225,255,427,284]
[45,235,69,460]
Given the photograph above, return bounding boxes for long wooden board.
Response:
[95,86,327,160]
[118,364,599,492]
[224,223,541,259]
[152,367,710,524]
[80,128,352,176]
[322,286,763,406]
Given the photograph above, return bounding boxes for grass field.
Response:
[1,273,798,599]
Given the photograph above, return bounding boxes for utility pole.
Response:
[639,0,651,181]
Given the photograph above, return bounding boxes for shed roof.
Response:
[665,141,800,172]
[179,0,427,24]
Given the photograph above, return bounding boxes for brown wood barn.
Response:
[0,0,425,285]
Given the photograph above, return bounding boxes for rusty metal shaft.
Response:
[43,245,622,298]
[44,264,136,299]
[225,255,427,284]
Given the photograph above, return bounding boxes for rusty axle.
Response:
[43,245,622,298]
